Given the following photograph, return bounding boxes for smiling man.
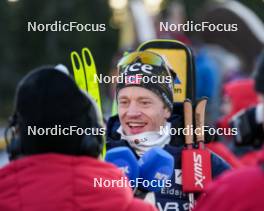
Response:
[118,86,171,134]
[106,51,230,211]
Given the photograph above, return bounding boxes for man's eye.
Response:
[141,101,151,105]
[119,100,128,105]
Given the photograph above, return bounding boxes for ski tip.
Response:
[70,51,83,71]
[82,47,95,67]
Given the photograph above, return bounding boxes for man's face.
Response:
[118,86,171,135]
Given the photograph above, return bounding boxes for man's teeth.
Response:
[128,123,145,127]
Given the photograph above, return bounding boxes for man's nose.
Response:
[126,102,141,117]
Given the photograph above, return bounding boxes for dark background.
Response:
[0,0,263,124]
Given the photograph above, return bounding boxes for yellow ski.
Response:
[70,51,87,93]
[81,48,102,115]
[70,48,105,158]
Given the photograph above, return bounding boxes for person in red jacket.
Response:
[194,51,264,211]
[207,79,260,168]
[217,78,259,131]
[0,65,157,211]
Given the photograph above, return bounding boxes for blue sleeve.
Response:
[210,152,231,178]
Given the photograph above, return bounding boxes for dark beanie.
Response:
[116,55,174,111]
[14,66,98,155]
[254,50,264,94]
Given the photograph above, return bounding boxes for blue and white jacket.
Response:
[106,105,230,211]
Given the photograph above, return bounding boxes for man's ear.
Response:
[164,106,172,119]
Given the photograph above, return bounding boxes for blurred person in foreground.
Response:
[194,51,264,211]
[206,78,260,168]
[0,66,157,211]
[106,51,230,211]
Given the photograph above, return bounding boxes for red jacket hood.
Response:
[0,154,156,211]
[218,79,259,129]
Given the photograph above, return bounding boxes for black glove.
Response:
[229,105,264,148]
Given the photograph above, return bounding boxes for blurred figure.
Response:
[195,48,219,101]
[217,80,258,140]
[205,79,259,168]
[195,47,221,124]
[229,52,264,166]
[0,66,157,211]
[194,51,264,211]
[216,79,261,165]
[217,79,259,131]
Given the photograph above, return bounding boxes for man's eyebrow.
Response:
[138,97,152,101]
[118,96,129,100]
[118,96,152,100]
